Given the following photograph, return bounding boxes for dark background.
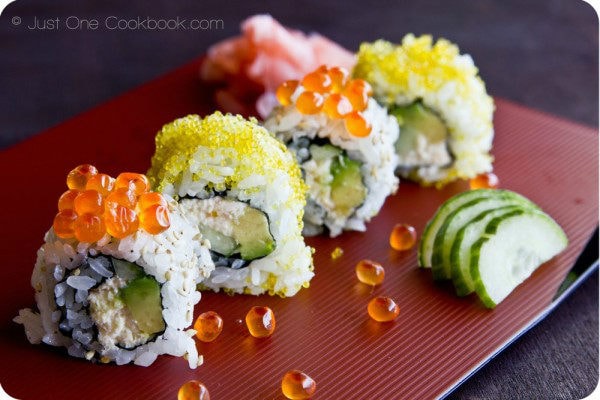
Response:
[1,0,598,398]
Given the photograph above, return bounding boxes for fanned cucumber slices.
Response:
[418,189,568,308]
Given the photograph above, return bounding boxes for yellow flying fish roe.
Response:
[353,35,495,187]
[148,112,306,222]
[147,112,313,297]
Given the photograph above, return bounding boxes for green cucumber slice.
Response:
[418,189,528,268]
[450,205,522,296]
[470,209,568,308]
[431,191,537,280]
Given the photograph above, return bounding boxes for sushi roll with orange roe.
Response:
[264,65,399,237]
[14,165,213,368]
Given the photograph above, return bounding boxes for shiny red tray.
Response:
[0,57,597,400]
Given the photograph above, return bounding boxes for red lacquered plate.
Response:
[0,57,597,400]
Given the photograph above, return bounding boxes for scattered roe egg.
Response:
[53,209,78,238]
[74,213,105,243]
[177,380,210,400]
[330,246,344,260]
[66,164,98,191]
[323,93,353,119]
[105,187,137,209]
[104,204,139,239]
[470,172,500,190]
[245,306,276,338]
[115,172,150,196]
[296,91,324,114]
[194,311,224,343]
[73,190,104,216]
[344,111,372,137]
[86,173,115,196]
[328,66,349,92]
[355,259,385,286]
[389,223,417,251]
[301,69,332,93]
[367,296,400,322]
[139,204,170,234]
[281,370,316,400]
[58,189,79,211]
[276,80,299,107]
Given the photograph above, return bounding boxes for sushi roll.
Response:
[14,165,213,368]
[147,112,314,297]
[353,35,495,187]
[263,66,399,237]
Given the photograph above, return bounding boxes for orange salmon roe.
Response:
[301,69,332,93]
[105,187,137,209]
[344,111,372,137]
[104,205,139,239]
[86,173,115,197]
[74,213,105,243]
[470,172,500,189]
[367,296,400,322]
[343,85,369,111]
[245,306,276,338]
[66,164,98,191]
[139,204,170,235]
[355,259,385,286]
[58,189,79,211]
[296,91,324,114]
[137,192,167,212]
[73,190,104,216]
[323,93,353,119]
[276,80,299,106]
[194,311,224,343]
[328,66,349,92]
[281,370,316,400]
[177,380,210,400]
[346,78,373,96]
[389,223,417,251]
[114,172,149,196]
[55,165,171,242]
[53,209,78,238]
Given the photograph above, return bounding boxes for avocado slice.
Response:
[233,207,276,260]
[309,143,342,162]
[120,276,165,335]
[390,102,452,167]
[330,154,367,218]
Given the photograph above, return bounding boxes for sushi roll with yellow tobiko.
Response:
[353,35,495,187]
[148,112,314,297]
[264,66,399,237]
[15,165,213,368]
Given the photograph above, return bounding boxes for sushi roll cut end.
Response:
[148,112,314,297]
[265,65,399,237]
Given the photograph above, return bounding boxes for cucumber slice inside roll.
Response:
[470,209,568,308]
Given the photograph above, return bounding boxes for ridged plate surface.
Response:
[0,58,597,400]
